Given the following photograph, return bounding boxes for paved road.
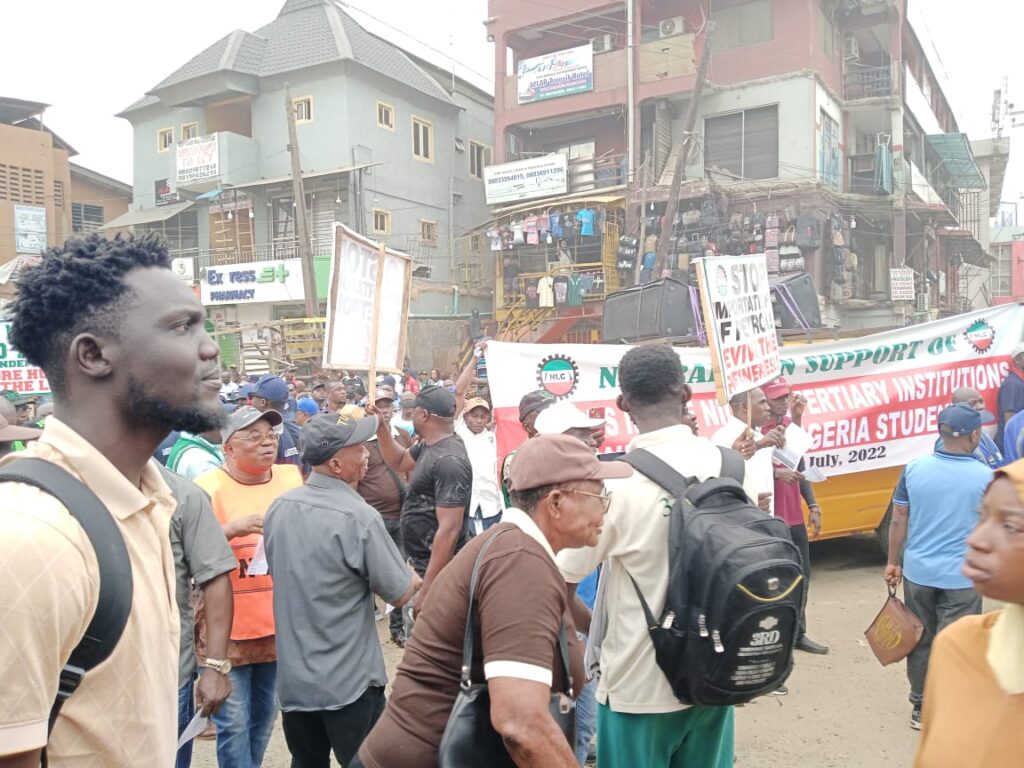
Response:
[193,533,936,767]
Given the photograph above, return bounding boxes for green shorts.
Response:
[597,702,734,768]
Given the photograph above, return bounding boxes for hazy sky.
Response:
[3,0,1021,217]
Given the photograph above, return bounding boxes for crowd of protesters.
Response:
[3,233,1024,768]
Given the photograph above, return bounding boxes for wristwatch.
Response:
[203,658,233,675]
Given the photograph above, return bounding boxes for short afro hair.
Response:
[618,344,690,407]
[9,233,171,394]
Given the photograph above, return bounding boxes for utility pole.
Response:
[654,20,714,277]
[285,83,319,317]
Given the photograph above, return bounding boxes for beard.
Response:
[127,380,224,435]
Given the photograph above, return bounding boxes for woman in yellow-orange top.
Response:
[914,459,1024,767]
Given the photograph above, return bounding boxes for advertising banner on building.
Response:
[517,44,594,104]
[176,134,219,185]
[484,153,569,206]
[694,253,781,403]
[323,224,412,372]
[485,303,1024,477]
[14,205,47,254]
[890,268,915,301]
[0,322,51,395]
[200,259,305,306]
[154,178,179,206]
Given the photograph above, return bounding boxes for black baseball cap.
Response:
[938,403,987,437]
[301,412,379,465]
[519,390,555,422]
[414,385,456,417]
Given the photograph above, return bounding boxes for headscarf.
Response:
[987,460,1024,694]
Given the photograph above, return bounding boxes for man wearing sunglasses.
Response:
[195,406,304,768]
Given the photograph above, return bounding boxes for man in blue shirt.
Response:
[932,387,1004,468]
[885,403,990,731]
[1003,409,1024,462]
[995,343,1024,448]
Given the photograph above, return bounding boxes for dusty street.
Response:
[192,533,937,768]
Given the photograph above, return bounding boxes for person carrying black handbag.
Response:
[355,434,633,768]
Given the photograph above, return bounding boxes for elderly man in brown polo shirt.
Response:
[357,434,632,768]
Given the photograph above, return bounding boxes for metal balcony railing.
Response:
[843,64,894,100]
[169,238,335,270]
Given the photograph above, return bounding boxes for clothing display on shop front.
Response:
[553,274,570,306]
[524,277,540,308]
[576,208,596,237]
[487,229,502,251]
[538,275,555,307]
[567,273,583,306]
[511,219,525,244]
[524,215,540,245]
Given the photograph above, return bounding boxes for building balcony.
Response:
[843,63,898,102]
[169,237,335,275]
[172,131,258,194]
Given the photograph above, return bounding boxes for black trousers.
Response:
[281,686,386,768]
[789,523,811,639]
[383,517,404,637]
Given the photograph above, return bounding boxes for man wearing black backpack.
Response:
[557,345,762,768]
[0,234,226,766]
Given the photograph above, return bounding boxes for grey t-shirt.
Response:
[264,471,412,711]
[161,466,237,688]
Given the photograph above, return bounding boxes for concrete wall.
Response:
[406,317,470,374]
[68,173,130,228]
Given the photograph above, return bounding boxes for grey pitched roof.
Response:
[130,0,454,109]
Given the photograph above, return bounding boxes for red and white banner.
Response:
[486,304,1024,477]
[0,321,50,395]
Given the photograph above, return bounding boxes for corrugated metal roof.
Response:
[135,0,454,107]
[102,201,195,230]
[925,133,987,190]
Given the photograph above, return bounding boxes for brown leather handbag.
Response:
[864,586,924,666]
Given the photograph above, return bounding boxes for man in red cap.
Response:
[762,376,829,655]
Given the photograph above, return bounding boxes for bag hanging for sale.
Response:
[864,586,924,666]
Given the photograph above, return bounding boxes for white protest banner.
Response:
[323,224,412,371]
[0,322,50,395]
[485,304,1024,478]
[695,254,780,404]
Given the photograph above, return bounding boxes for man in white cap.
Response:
[454,396,502,534]
[534,400,605,450]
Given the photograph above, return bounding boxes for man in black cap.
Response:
[498,390,556,508]
[252,375,302,468]
[369,385,472,620]
[265,412,420,768]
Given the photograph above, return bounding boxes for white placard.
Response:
[890,267,915,302]
[483,153,569,206]
[14,205,46,254]
[323,224,412,371]
[199,259,305,306]
[694,254,781,404]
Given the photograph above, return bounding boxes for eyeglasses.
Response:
[232,431,281,445]
[561,488,613,513]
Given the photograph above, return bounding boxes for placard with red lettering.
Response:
[485,304,1024,478]
[0,322,50,395]
[694,253,781,403]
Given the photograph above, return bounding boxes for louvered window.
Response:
[704,106,779,180]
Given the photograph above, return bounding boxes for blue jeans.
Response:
[574,641,598,765]
[177,679,196,768]
[470,507,502,536]
[210,661,278,768]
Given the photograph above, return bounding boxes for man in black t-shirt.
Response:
[369,385,472,616]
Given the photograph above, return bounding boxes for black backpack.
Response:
[621,447,804,706]
[0,458,132,762]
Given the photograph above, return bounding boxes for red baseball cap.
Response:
[763,377,792,400]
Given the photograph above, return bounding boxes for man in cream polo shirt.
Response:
[0,233,226,766]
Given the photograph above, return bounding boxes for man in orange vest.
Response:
[196,406,303,768]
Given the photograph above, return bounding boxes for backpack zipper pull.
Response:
[661,611,675,630]
[712,629,724,653]
[698,614,709,638]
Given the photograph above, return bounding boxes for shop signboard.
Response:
[890,267,915,302]
[154,178,179,206]
[694,253,781,404]
[199,259,305,306]
[485,304,1024,477]
[14,205,47,254]
[483,153,569,206]
[323,224,412,372]
[176,134,219,185]
[0,322,50,395]
[517,44,594,104]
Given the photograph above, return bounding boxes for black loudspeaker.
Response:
[602,278,697,342]
[770,272,822,329]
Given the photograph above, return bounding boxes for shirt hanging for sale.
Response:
[487,229,502,251]
[553,275,570,306]
[567,274,583,306]
[538,275,555,308]
[524,215,540,245]
[576,208,597,237]
[511,219,525,244]
[524,278,540,308]
[549,213,564,237]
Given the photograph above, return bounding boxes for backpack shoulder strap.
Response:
[717,446,746,484]
[621,448,695,497]
[0,458,133,736]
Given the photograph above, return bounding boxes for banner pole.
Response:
[367,242,387,405]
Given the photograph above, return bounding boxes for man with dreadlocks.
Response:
[0,234,226,767]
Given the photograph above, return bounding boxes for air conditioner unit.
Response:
[659,16,685,38]
[171,258,195,283]
[591,34,614,53]
[843,36,861,61]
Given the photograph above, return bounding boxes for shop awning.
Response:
[490,186,627,217]
[925,133,987,189]
[102,200,195,229]
[225,162,381,190]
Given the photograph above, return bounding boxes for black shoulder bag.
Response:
[0,458,133,765]
[438,528,576,768]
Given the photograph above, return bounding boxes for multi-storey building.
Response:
[0,97,131,306]
[113,0,494,369]
[481,0,1006,340]
[990,225,1024,305]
